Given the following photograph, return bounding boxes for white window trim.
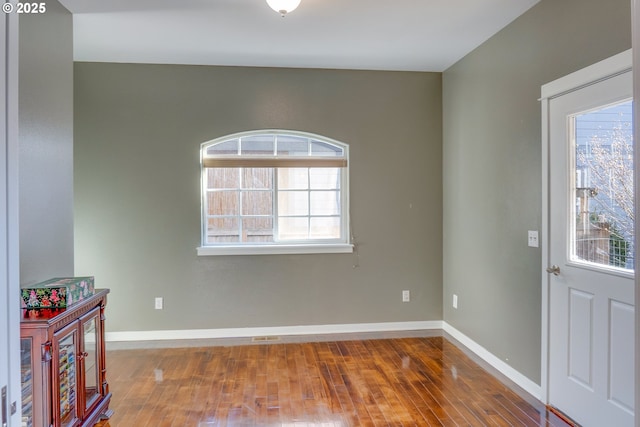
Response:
[198,130,351,256]
[197,243,354,256]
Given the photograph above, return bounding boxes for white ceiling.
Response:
[58,0,540,72]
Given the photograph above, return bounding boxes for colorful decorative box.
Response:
[21,276,95,308]
[21,286,67,309]
[42,276,95,306]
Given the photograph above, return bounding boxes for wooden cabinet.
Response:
[20,289,112,427]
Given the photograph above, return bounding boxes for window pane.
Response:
[573,100,634,270]
[208,191,238,215]
[242,217,274,243]
[277,136,309,156]
[310,140,343,156]
[208,168,239,189]
[202,131,349,247]
[240,135,275,155]
[207,139,238,155]
[241,191,272,215]
[309,168,340,189]
[278,191,309,216]
[242,168,272,189]
[278,217,308,240]
[277,168,309,190]
[310,217,341,239]
[310,191,340,215]
[207,217,239,243]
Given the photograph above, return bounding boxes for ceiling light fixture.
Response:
[266,0,301,16]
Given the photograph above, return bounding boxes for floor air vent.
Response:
[251,336,281,342]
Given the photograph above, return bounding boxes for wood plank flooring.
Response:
[95,336,572,426]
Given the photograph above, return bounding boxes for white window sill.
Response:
[197,243,354,256]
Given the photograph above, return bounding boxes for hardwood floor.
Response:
[95,335,572,426]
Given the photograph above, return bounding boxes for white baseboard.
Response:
[443,322,542,400]
[105,320,444,342]
[105,320,541,401]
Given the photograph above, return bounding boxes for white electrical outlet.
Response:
[402,290,410,302]
[452,294,458,309]
[155,297,163,310]
[528,230,539,247]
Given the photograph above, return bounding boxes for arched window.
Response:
[198,130,352,255]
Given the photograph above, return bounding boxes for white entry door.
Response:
[544,53,634,427]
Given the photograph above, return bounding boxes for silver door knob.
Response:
[546,265,560,276]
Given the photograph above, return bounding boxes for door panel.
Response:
[54,322,79,427]
[567,288,594,388]
[80,308,102,415]
[610,299,634,413]
[547,64,634,426]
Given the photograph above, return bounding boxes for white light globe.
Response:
[266,0,301,16]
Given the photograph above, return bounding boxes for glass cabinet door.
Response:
[20,338,33,427]
[54,323,79,427]
[81,308,101,413]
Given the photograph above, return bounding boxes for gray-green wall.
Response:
[19,0,74,285]
[74,64,443,333]
[72,0,631,386]
[442,0,631,382]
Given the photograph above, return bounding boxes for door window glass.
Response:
[572,100,634,271]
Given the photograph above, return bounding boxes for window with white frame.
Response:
[198,131,352,255]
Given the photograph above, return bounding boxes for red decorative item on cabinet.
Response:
[20,289,112,427]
